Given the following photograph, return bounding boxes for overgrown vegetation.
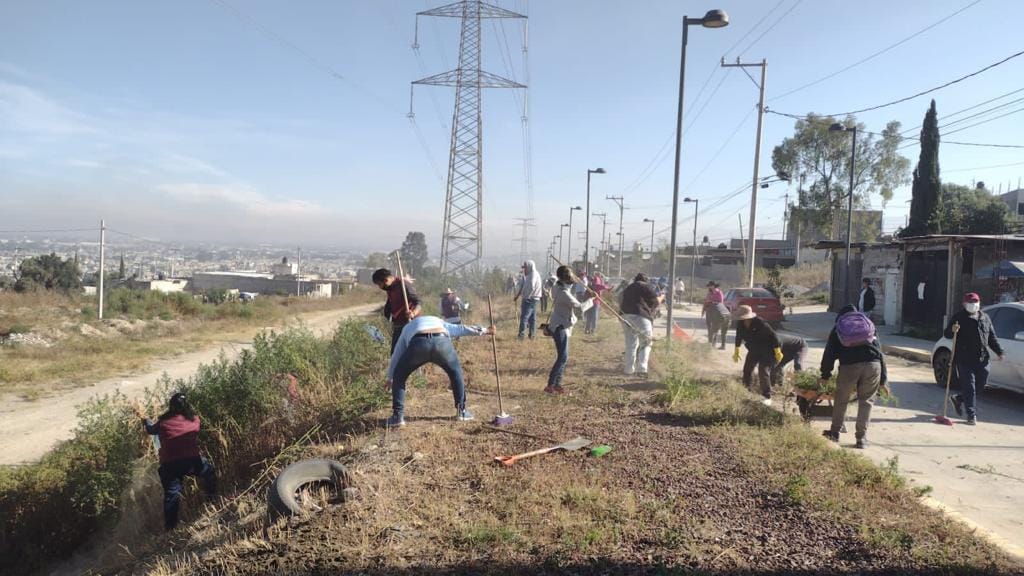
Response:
[0,318,390,574]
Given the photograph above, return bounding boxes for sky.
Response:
[2,0,1023,260]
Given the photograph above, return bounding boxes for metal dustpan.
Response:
[493,436,592,466]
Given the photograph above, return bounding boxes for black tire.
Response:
[267,459,351,521]
[932,348,952,387]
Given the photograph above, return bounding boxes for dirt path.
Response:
[0,303,378,466]
[663,304,1024,560]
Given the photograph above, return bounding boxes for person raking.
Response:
[133,393,217,531]
[620,273,659,376]
[385,315,495,427]
[733,305,782,406]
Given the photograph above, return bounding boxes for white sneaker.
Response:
[761,398,773,407]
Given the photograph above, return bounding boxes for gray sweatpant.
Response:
[829,361,881,439]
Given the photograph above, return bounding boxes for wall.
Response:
[191,273,336,297]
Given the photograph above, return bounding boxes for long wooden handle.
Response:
[494,446,558,466]
[943,326,959,418]
[393,251,411,317]
[549,254,647,340]
[487,294,504,414]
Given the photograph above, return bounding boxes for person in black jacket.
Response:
[620,273,660,375]
[944,292,1003,425]
[733,305,782,405]
[771,334,808,387]
[858,278,876,315]
[821,304,888,448]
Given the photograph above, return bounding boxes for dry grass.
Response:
[97,297,1020,575]
[0,287,379,397]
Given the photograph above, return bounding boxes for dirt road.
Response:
[0,303,378,466]
[665,304,1024,559]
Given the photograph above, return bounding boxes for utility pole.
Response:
[782,191,790,241]
[412,1,526,276]
[722,57,767,288]
[606,195,625,277]
[738,214,745,263]
[98,219,105,320]
[296,246,301,296]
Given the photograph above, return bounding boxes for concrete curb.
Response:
[880,345,932,365]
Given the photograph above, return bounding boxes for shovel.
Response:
[493,436,591,466]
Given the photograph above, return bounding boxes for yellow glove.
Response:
[774,347,783,363]
[732,348,741,363]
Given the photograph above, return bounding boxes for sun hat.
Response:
[733,304,756,320]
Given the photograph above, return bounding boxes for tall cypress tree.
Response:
[904,100,941,236]
[119,253,125,279]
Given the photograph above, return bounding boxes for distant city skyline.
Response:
[3,1,1023,258]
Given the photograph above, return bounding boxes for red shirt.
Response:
[703,288,724,311]
[152,415,201,464]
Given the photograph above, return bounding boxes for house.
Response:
[998,188,1024,218]
[816,234,1024,337]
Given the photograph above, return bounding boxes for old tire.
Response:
[267,459,352,521]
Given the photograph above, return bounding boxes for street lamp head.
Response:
[683,197,696,203]
[776,171,791,181]
[829,123,847,132]
[700,9,729,28]
[643,218,654,223]
[571,206,582,211]
[591,168,606,174]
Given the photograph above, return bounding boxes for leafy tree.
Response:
[15,253,82,293]
[364,252,390,269]
[399,232,429,277]
[932,183,1012,235]
[903,100,942,237]
[772,113,910,239]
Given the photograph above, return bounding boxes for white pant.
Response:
[622,314,653,374]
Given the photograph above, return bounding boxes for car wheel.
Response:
[932,348,952,387]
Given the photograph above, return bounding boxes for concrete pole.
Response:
[745,60,767,288]
[98,219,105,320]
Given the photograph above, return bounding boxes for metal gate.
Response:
[903,250,948,337]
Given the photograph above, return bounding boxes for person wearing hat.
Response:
[132,393,217,531]
[620,273,660,375]
[440,288,463,324]
[733,304,783,405]
[702,281,728,348]
[944,293,1003,425]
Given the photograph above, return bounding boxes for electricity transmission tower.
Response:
[412,1,526,276]
[512,217,535,263]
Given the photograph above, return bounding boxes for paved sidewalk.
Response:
[784,305,934,363]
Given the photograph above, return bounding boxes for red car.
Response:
[723,287,784,326]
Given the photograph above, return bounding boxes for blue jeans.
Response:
[584,305,600,333]
[391,334,466,416]
[518,298,538,339]
[956,360,989,419]
[159,456,216,530]
[548,326,570,388]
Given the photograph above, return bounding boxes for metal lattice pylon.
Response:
[413,1,525,276]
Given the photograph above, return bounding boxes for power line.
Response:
[900,85,1024,135]
[941,104,1024,137]
[737,0,804,57]
[770,48,1024,118]
[944,159,1024,173]
[721,0,787,60]
[0,228,96,234]
[772,0,983,101]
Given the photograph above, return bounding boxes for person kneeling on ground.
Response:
[385,316,495,427]
[771,334,808,387]
[545,265,594,393]
[733,305,782,406]
[620,273,659,376]
[820,304,888,448]
[944,292,1003,426]
[133,393,217,531]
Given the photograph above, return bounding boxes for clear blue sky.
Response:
[2,0,1023,258]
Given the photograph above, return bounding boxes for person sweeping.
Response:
[820,304,888,448]
[544,265,594,394]
[733,305,782,406]
[944,293,1002,426]
[132,393,217,531]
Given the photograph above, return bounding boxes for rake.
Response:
[935,323,959,427]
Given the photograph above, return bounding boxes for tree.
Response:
[772,113,910,239]
[399,232,429,277]
[931,183,1012,235]
[903,100,942,237]
[364,252,390,269]
[15,253,82,293]
[118,254,126,279]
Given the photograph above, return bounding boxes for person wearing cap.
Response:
[944,293,1003,425]
[439,288,463,324]
[385,316,495,427]
[620,273,660,376]
[372,268,422,353]
[132,393,217,531]
[733,304,782,405]
[820,304,888,448]
[514,260,543,340]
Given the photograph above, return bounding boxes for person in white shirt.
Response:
[385,316,494,427]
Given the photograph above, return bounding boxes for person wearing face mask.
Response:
[943,293,1003,426]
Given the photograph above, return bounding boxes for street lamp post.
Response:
[829,123,857,306]
[559,225,568,263]
[683,197,699,304]
[667,8,729,345]
[585,169,606,276]
[643,218,656,277]
[592,212,607,274]
[567,206,582,269]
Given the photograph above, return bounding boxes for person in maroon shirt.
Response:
[372,268,422,352]
[134,393,217,530]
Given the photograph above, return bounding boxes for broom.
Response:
[934,322,959,427]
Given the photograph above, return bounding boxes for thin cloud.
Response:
[156,182,322,216]
[0,81,97,136]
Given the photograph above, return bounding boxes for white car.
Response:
[931,302,1024,394]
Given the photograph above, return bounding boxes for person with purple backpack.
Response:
[820,304,888,449]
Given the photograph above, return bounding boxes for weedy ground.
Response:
[60,298,1023,575]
